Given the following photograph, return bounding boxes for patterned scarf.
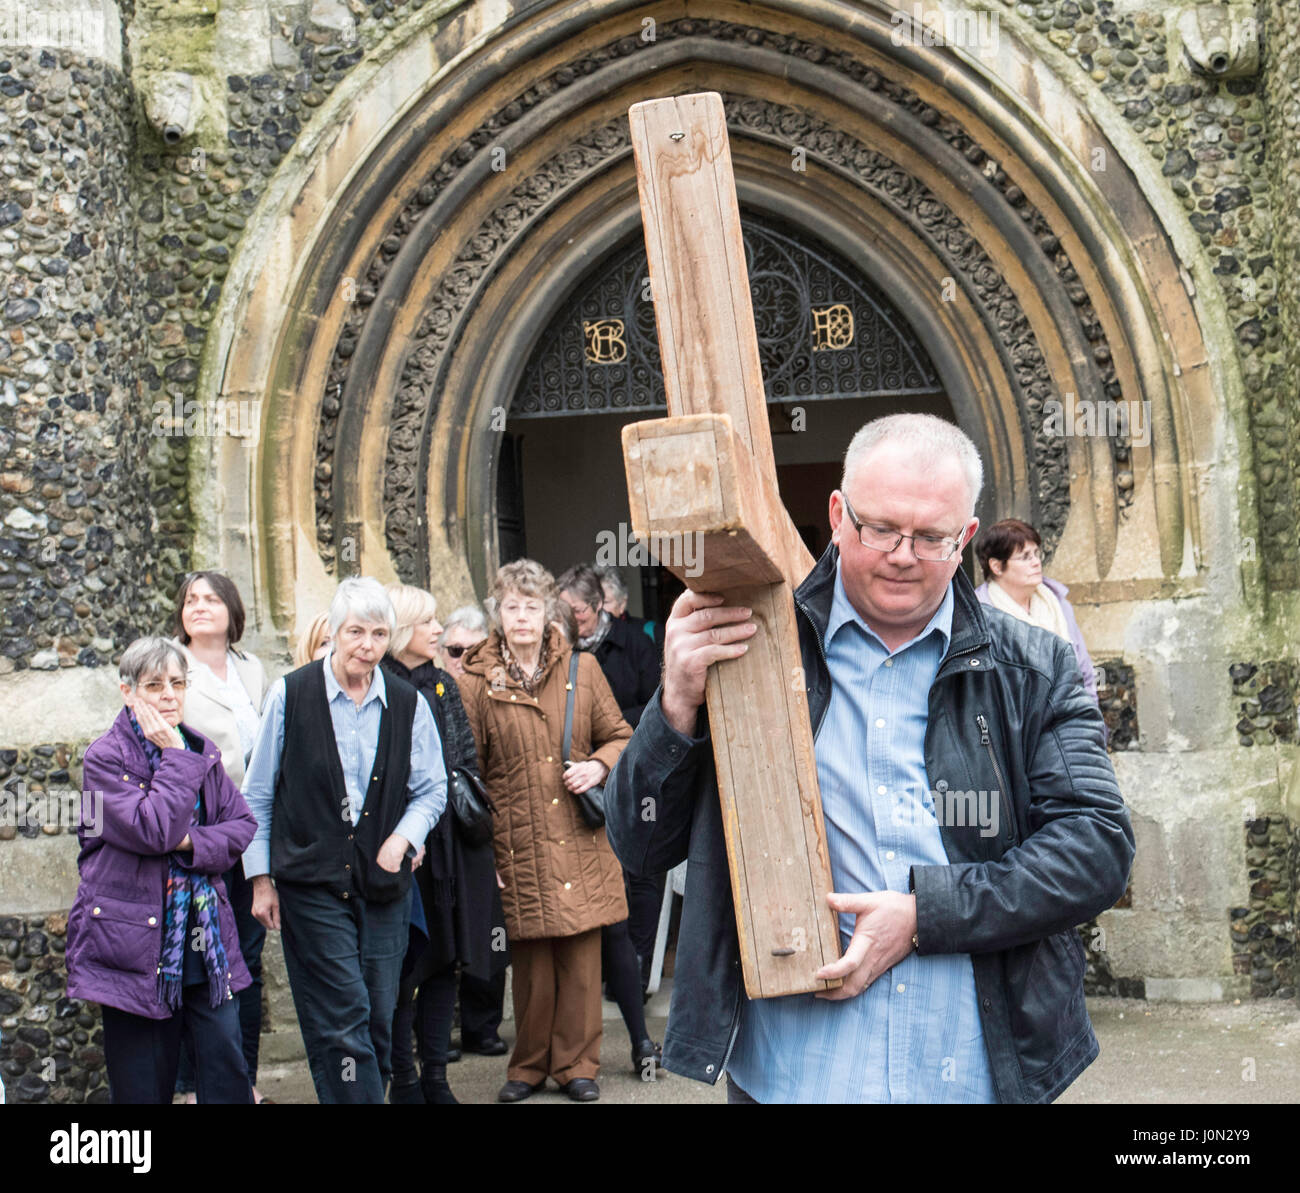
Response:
[127,710,230,1010]
[500,634,550,696]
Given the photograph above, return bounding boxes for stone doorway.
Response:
[499,212,964,613]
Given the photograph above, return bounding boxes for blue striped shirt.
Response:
[724,565,996,1103]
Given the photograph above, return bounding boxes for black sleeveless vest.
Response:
[270,658,418,902]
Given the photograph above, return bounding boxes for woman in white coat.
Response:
[170,570,271,1102]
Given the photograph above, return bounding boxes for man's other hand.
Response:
[813,891,918,1000]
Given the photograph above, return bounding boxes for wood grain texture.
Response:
[625,92,840,997]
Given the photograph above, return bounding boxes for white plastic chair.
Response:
[645,860,688,996]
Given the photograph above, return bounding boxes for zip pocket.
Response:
[976,714,1018,846]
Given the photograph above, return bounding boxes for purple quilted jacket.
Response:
[66,707,257,1019]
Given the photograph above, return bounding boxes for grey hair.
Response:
[593,565,628,604]
[556,564,604,612]
[328,576,396,635]
[118,636,187,689]
[442,604,488,637]
[841,413,983,516]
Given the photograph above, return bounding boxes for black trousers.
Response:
[601,918,648,1046]
[625,870,665,979]
[458,968,505,1044]
[101,987,253,1105]
[177,861,265,1092]
[391,965,457,1084]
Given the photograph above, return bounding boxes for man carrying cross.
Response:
[605,412,1134,1103]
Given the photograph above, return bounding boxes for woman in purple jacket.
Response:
[66,637,257,1104]
[974,519,1100,707]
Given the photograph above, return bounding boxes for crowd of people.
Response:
[64,413,1120,1105]
[66,556,669,1104]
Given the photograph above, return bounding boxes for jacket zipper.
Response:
[794,599,831,738]
[976,714,1017,845]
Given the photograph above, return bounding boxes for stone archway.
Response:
[197,0,1227,649]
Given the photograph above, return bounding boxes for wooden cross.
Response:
[621,93,842,998]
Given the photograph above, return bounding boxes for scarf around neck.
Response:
[986,578,1071,643]
[577,608,612,654]
[500,634,550,696]
[127,710,231,1010]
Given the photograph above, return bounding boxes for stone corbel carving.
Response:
[141,72,197,145]
[1176,3,1261,79]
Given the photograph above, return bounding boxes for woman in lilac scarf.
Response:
[66,637,257,1103]
[974,519,1101,708]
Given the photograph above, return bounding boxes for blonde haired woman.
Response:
[293,611,332,667]
[457,559,632,1102]
[382,584,505,1104]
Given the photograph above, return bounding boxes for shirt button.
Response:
[883,660,893,668]
[896,983,906,993]
[877,785,887,795]
[885,851,895,860]
[552,798,559,805]
[875,718,886,729]
[564,882,571,890]
[982,998,991,1011]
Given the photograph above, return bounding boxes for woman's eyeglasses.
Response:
[443,645,468,659]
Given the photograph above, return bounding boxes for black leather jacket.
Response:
[605,545,1134,1103]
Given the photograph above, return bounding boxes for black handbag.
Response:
[563,652,606,829]
[447,767,495,847]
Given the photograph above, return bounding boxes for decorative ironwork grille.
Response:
[511,213,942,418]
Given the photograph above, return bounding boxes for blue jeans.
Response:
[278,881,410,1104]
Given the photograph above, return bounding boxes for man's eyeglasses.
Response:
[841,494,966,562]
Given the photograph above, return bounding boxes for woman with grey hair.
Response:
[557,564,663,1072]
[66,636,257,1102]
[439,605,488,680]
[241,576,449,1104]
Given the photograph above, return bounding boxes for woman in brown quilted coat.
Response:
[457,559,632,1103]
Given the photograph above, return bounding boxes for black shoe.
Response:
[388,1079,425,1105]
[560,1077,600,1102]
[461,1033,508,1057]
[632,1039,663,1077]
[446,1046,462,1063]
[420,1066,460,1105]
[498,1079,546,1103]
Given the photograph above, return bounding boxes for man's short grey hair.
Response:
[841,413,983,516]
[443,604,488,637]
[118,636,187,689]
[328,577,396,635]
[593,565,628,604]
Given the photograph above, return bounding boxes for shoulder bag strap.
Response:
[562,651,579,765]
